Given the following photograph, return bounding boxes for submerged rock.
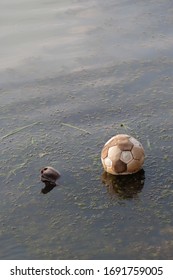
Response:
[40,166,60,189]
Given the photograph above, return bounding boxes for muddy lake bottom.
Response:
[0,0,173,259]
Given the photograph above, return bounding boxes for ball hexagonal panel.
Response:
[120,151,133,164]
[108,146,121,162]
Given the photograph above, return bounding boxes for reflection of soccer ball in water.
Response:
[101,134,145,175]
[102,170,145,199]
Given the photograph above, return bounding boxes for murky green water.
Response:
[0,0,173,259]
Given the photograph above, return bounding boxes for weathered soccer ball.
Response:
[101,134,145,175]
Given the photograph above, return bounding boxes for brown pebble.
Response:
[40,166,60,186]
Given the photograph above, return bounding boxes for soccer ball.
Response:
[101,134,145,175]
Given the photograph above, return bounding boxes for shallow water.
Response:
[0,0,173,259]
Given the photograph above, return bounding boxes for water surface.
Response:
[0,0,173,259]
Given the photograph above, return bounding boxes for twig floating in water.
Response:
[1,122,40,141]
[120,123,131,131]
[61,122,91,134]
[147,138,151,149]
